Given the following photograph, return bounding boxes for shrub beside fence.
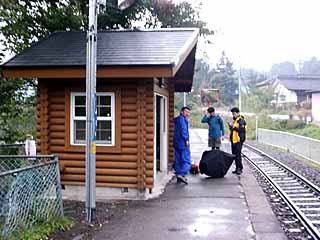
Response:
[0,155,63,238]
[257,128,320,164]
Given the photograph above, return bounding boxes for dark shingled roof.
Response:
[3,28,198,67]
[278,74,320,91]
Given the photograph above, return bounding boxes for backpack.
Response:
[237,117,246,142]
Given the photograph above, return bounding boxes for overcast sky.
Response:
[186,0,320,72]
[3,0,320,72]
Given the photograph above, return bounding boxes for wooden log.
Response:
[145,177,154,185]
[58,153,137,161]
[121,112,138,118]
[49,125,65,132]
[146,163,153,169]
[146,119,153,126]
[121,141,138,148]
[50,97,65,104]
[50,111,65,118]
[61,160,137,169]
[145,156,153,162]
[121,133,137,140]
[145,170,153,176]
[145,134,153,140]
[50,118,65,125]
[121,97,137,104]
[121,126,137,133]
[49,91,64,97]
[62,174,137,183]
[50,146,65,153]
[64,167,138,176]
[121,119,137,125]
[145,149,153,155]
[145,142,153,148]
[122,92,137,98]
[50,132,65,139]
[61,181,138,188]
[50,104,65,111]
[122,148,138,154]
[122,105,137,111]
[50,139,65,146]
[146,112,153,118]
[145,126,153,133]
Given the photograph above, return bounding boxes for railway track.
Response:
[243,143,320,240]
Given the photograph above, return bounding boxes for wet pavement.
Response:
[93,129,288,240]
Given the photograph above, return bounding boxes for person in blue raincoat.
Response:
[173,106,191,184]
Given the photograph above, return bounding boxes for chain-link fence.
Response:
[0,155,63,238]
[257,128,320,164]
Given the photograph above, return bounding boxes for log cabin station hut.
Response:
[1,28,199,199]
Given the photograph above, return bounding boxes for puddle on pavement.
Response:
[186,208,233,237]
[188,222,213,237]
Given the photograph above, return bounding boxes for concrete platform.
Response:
[94,128,288,240]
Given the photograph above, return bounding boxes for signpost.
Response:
[85,0,135,224]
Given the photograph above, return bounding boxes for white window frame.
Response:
[70,92,115,146]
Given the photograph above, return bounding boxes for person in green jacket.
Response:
[201,107,225,150]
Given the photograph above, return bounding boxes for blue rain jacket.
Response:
[201,114,225,138]
[173,115,189,150]
[173,115,191,175]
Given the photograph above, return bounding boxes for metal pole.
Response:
[183,92,187,106]
[85,0,97,223]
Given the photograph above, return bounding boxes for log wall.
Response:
[37,78,157,190]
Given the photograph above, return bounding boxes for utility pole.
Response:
[238,67,242,110]
[85,0,98,223]
[85,0,134,224]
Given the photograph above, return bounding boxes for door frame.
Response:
[153,93,169,183]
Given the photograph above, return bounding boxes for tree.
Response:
[242,88,274,113]
[192,58,210,94]
[0,0,212,55]
[207,51,238,106]
[0,76,36,142]
[0,0,213,142]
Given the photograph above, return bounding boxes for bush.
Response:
[285,120,305,129]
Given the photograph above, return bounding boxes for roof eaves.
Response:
[170,28,199,77]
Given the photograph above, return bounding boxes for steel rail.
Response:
[243,143,320,240]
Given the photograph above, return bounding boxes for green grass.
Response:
[7,217,73,240]
[287,124,320,140]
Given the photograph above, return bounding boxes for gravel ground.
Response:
[246,140,320,240]
[247,141,320,187]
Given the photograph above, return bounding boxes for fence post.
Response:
[255,115,258,141]
[54,155,64,216]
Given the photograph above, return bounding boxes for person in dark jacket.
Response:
[201,107,225,150]
[173,106,191,184]
[228,107,246,175]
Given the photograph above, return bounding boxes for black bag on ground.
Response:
[199,149,236,178]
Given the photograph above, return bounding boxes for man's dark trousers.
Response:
[231,142,243,170]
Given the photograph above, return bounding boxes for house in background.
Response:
[258,75,320,109]
[1,28,199,199]
[311,90,320,122]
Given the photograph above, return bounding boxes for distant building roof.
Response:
[277,74,320,91]
[256,78,276,87]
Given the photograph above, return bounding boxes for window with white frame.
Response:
[71,92,115,146]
